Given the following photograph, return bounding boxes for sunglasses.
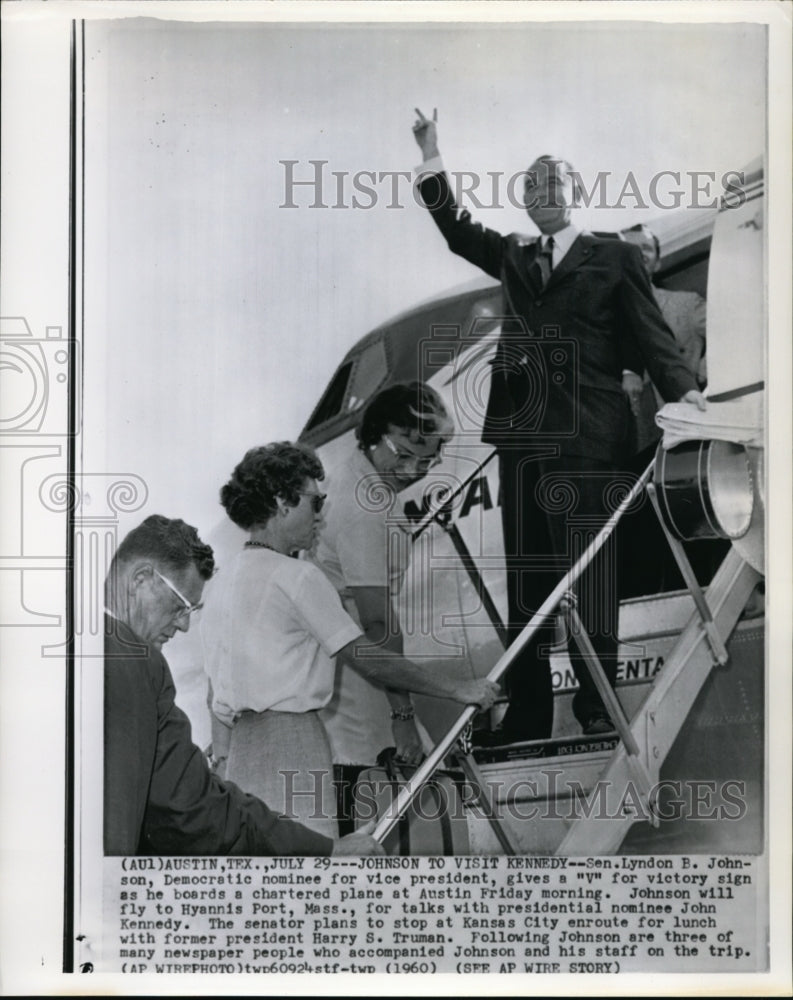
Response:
[299,491,327,514]
[154,568,203,618]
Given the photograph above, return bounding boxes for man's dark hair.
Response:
[624,222,661,260]
[357,381,452,451]
[114,514,215,580]
[220,442,324,530]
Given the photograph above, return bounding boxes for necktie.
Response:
[538,236,554,286]
[531,236,554,291]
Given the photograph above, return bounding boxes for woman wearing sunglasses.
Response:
[200,442,351,837]
[201,435,498,837]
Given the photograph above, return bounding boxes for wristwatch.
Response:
[206,748,228,772]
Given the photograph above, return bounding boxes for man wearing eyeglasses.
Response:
[104,513,384,856]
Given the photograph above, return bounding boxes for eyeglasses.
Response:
[382,434,444,472]
[154,568,203,619]
[299,491,327,514]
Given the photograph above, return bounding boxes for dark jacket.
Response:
[419,171,697,461]
[104,615,332,856]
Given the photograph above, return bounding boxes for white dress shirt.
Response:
[540,224,579,268]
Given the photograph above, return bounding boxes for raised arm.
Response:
[412,106,440,161]
[411,107,505,280]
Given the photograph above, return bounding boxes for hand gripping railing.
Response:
[372,462,654,845]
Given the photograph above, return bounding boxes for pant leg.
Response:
[539,456,621,727]
[334,763,368,836]
[497,449,556,740]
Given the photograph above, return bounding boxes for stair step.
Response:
[473,733,619,766]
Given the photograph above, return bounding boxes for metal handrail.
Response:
[408,449,497,540]
[373,461,654,845]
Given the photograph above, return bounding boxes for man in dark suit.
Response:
[104,513,383,855]
[412,109,706,743]
[621,223,708,453]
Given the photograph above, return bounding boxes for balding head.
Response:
[523,155,577,235]
[622,224,661,277]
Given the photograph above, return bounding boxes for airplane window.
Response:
[348,337,388,406]
[303,338,388,434]
[304,360,354,430]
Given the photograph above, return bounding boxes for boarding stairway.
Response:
[372,456,763,856]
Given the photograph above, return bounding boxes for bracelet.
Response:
[390,706,415,722]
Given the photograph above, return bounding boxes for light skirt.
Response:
[227,708,338,839]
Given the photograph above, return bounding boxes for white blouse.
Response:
[201,547,362,724]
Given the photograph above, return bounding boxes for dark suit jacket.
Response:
[419,171,698,462]
[104,615,332,856]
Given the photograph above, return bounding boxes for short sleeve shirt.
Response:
[201,548,362,722]
[314,447,412,615]
[312,447,414,765]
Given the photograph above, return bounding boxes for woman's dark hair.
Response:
[356,381,453,451]
[220,442,324,530]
